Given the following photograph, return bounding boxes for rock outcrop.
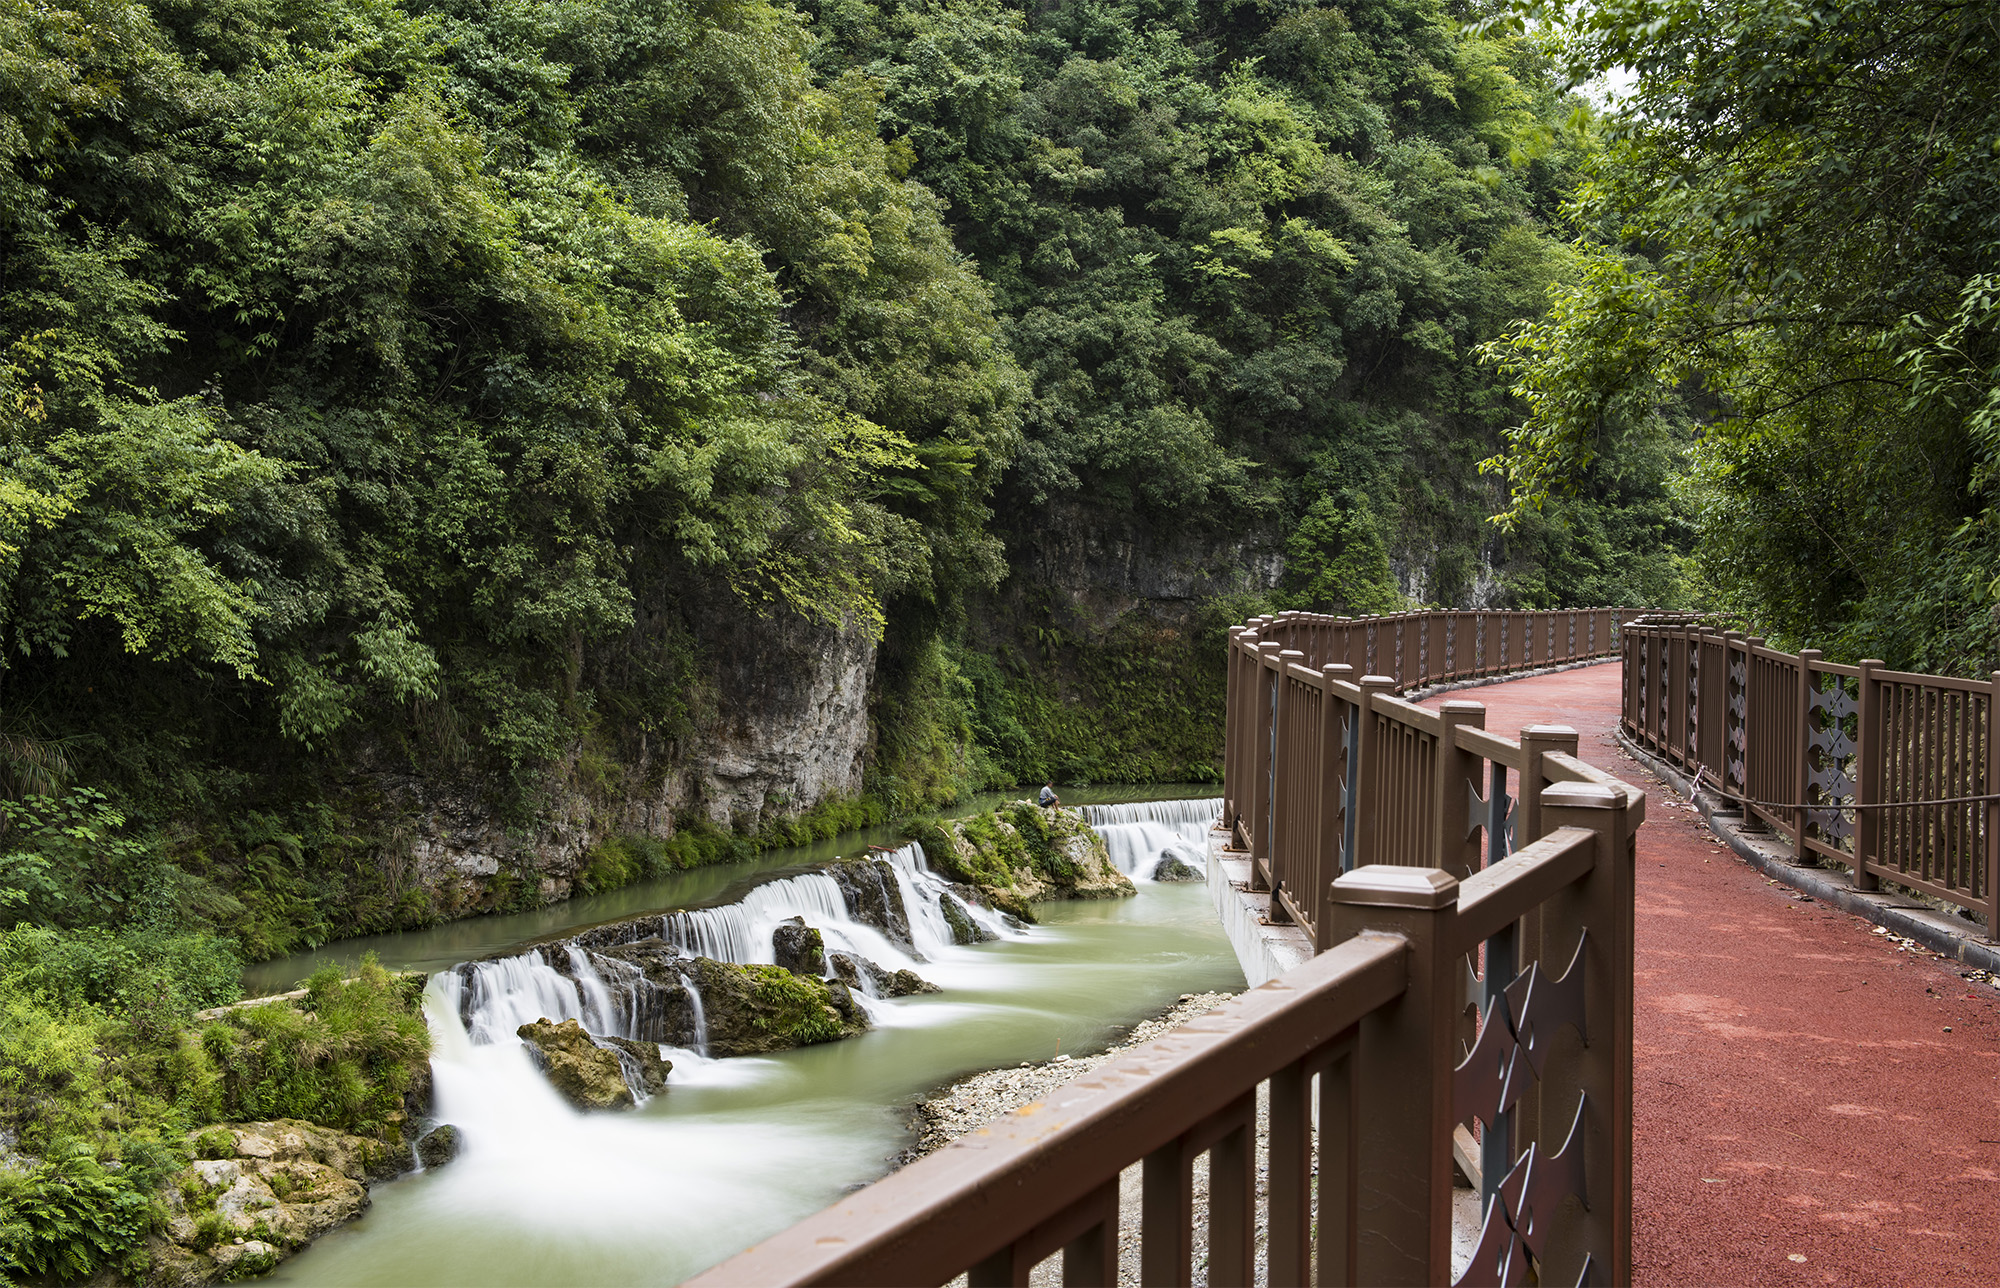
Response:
[149,1120,411,1287]
[517,1018,636,1110]
[598,1035,672,1096]
[938,891,999,944]
[917,803,1136,915]
[1152,855,1203,882]
[772,916,828,976]
[415,1124,459,1168]
[685,957,871,1057]
[828,952,940,998]
[824,859,915,952]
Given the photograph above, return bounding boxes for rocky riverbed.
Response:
[903,991,1237,1160]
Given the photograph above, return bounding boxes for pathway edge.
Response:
[1618,732,2000,974]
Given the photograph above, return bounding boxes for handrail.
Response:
[1622,620,1998,929]
[692,611,1647,1288]
[684,933,1410,1288]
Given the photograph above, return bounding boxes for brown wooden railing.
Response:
[1622,620,1999,929]
[1222,608,1642,945]
[687,611,1647,1288]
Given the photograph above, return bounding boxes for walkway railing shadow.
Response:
[687,610,1650,1288]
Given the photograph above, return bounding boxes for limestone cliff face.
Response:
[674,608,873,828]
[1015,501,1283,620]
[367,604,876,919]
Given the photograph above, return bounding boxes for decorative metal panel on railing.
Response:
[690,609,1647,1288]
[1620,621,1999,930]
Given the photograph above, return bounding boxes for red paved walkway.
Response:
[1422,663,2000,1286]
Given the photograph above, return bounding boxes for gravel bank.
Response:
[903,990,1237,1161]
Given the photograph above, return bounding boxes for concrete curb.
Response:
[1618,733,2000,975]
[1404,657,1613,702]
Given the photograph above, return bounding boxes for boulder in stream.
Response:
[829,952,940,998]
[1152,855,1203,882]
[688,957,871,1056]
[416,1123,460,1168]
[825,859,916,952]
[598,1035,673,1095]
[939,891,999,944]
[915,804,1135,912]
[516,1018,635,1110]
[773,916,828,975]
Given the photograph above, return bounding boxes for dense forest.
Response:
[1,0,1992,1274]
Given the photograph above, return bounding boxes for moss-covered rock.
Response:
[688,958,870,1056]
[823,859,915,952]
[1153,855,1203,882]
[148,1120,402,1286]
[924,804,1134,912]
[516,1018,634,1111]
[598,1036,672,1096]
[415,1123,459,1168]
[938,891,998,944]
[772,916,827,976]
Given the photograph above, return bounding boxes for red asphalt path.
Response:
[1421,663,2000,1286]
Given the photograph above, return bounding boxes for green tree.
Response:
[1482,0,2000,670]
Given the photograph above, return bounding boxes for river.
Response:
[258,791,1244,1286]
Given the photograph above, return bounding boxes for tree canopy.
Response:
[1483,0,2000,670]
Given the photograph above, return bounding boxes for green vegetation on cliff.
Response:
[1483,0,1999,673]
[0,0,1693,966]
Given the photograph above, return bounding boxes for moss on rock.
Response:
[688,958,869,1056]
[923,804,1134,913]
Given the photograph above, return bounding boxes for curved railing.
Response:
[1622,619,1997,927]
[690,610,1648,1288]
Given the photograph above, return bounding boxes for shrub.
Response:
[0,1145,151,1283]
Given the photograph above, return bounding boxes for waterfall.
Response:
[658,871,854,964]
[454,951,588,1044]
[678,976,708,1057]
[444,843,1020,1072]
[1083,797,1222,880]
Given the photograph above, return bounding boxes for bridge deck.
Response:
[1421,662,1999,1285]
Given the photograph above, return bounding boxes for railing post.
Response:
[1329,867,1460,1287]
[1532,781,1639,1287]
[1248,642,1282,857]
[1516,725,1581,850]
[1434,701,1485,881]
[1989,673,1999,935]
[1855,659,1883,892]
[1741,638,1766,831]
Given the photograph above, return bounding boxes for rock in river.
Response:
[773,915,828,976]
[150,1120,405,1286]
[517,1017,635,1110]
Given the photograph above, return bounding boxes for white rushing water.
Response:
[270,807,1244,1287]
[1084,796,1222,880]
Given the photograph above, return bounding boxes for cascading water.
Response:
[1084,797,1221,880]
[269,801,1246,1288]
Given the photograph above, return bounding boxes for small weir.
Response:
[268,800,1240,1287]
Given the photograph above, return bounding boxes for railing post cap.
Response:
[1541,781,1621,810]
[1258,641,1283,654]
[1438,699,1485,720]
[1359,674,1397,689]
[1330,865,1459,909]
[1521,723,1578,738]
[1279,648,1305,660]
[1322,662,1355,676]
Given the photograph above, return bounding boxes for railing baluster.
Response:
[1140,1140,1194,1287]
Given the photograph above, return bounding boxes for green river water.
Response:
[249,788,1243,1286]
